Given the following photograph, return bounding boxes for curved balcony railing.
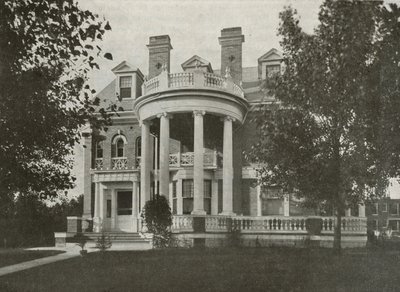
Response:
[94,151,218,171]
[142,70,244,98]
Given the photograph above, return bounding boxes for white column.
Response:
[177,178,183,215]
[93,182,101,232]
[358,204,365,217]
[99,184,105,231]
[111,189,117,230]
[158,113,171,197]
[345,208,351,217]
[192,110,206,215]
[94,182,100,218]
[132,181,138,232]
[221,116,235,215]
[140,121,151,211]
[283,194,290,217]
[169,182,173,207]
[211,179,219,215]
[256,183,262,216]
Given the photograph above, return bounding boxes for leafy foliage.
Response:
[0,194,83,247]
[141,194,172,248]
[247,1,400,250]
[0,0,114,199]
[95,231,112,252]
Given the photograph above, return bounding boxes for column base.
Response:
[191,210,207,216]
[219,211,235,216]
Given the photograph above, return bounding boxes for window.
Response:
[117,139,124,157]
[112,136,126,158]
[388,220,399,231]
[371,220,378,230]
[382,203,388,212]
[182,180,194,198]
[371,203,378,215]
[117,191,132,215]
[266,65,280,78]
[106,200,111,218]
[182,179,193,214]
[204,180,212,215]
[172,181,177,215]
[96,141,103,159]
[136,136,142,157]
[120,76,132,98]
[390,203,398,215]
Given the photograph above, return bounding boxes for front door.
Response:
[117,191,136,232]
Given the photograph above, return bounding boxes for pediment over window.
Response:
[112,61,143,75]
[257,48,282,63]
[181,55,213,73]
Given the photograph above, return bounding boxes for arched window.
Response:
[96,141,103,159]
[136,136,141,157]
[111,134,127,158]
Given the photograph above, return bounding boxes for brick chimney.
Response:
[147,35,173,79]
[218,27,245,83]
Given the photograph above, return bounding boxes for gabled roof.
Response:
[111,61,144,78]
[257,48,283,63]
[181,55,213,73]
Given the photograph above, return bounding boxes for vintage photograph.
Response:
[1,0,400,291]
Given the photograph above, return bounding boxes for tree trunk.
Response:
[333,209,342,253]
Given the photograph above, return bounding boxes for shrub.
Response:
[95,232,112,252]
[141,194,172,248]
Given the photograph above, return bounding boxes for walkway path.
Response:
[0,246,84,277]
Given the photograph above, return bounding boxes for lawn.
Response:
[0,247,399,292]
[0,249,64,268]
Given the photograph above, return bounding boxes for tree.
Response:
[247,1,400,251]
[141,194,172,248]
[0,0,114,200]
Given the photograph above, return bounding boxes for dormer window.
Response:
[120,76,132,98]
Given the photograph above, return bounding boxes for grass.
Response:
[0,247,400,292]
[0,249,64,268]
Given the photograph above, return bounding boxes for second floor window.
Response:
[111,135,127,158]
[96,141,103,159]
[120,76,132,98]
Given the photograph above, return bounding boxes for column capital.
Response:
[193,110,206,117]
[221,115,235,123]
[157,112,173,119]
[139,119,152,127]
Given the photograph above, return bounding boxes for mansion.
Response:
[61,27,367,248]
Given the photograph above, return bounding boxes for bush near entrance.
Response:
[141,194,172,248]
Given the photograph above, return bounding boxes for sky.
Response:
[79,0,323,92]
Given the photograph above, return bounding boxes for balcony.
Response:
[93,151,218,171]
[142,70,244,98]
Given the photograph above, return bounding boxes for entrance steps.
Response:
[82,232,153,250]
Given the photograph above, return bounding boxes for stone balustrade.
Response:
[170,215,367,235]
[172,215,194,232]
[232,216,308,233]
[142,70,245,98]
